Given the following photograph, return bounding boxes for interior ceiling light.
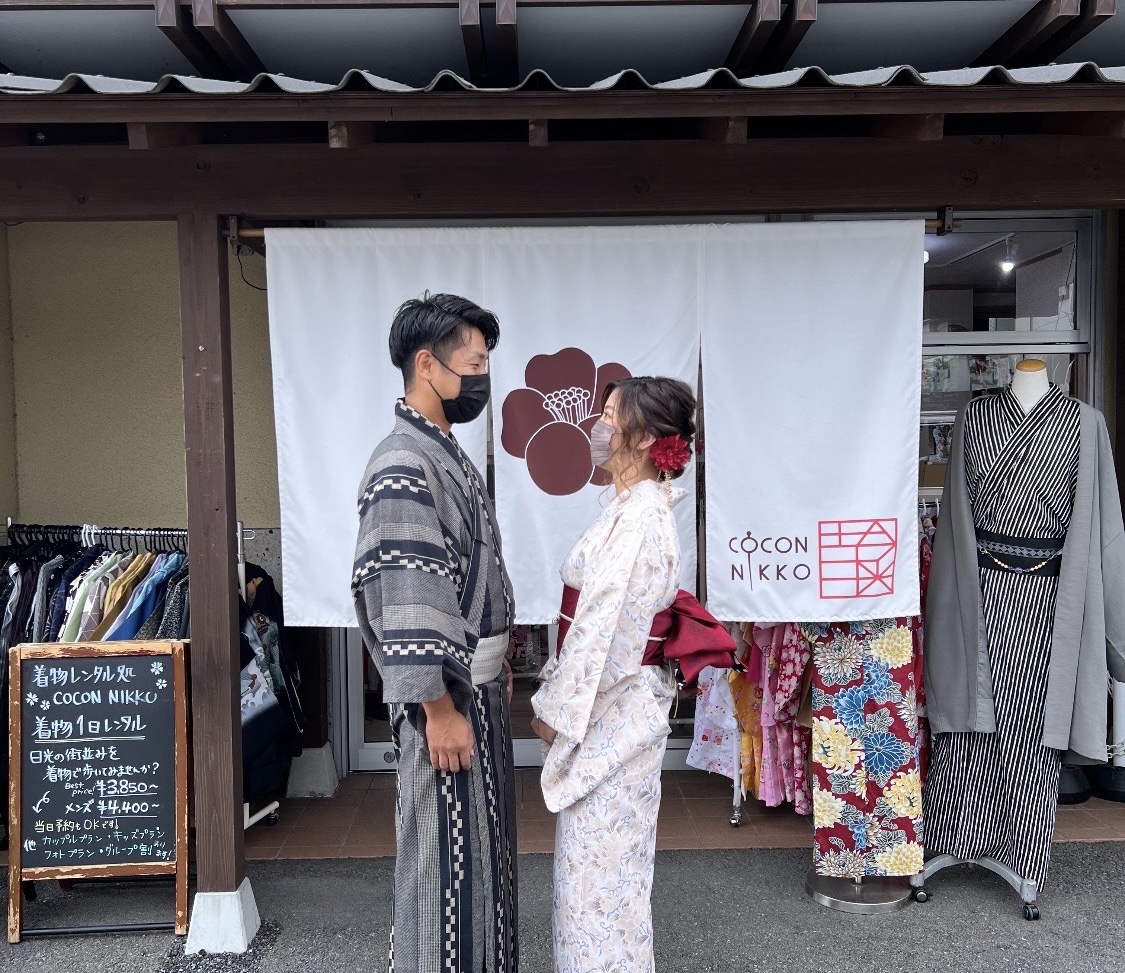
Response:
[1000,237,1015,274]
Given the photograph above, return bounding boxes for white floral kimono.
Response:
[532,479,681,973]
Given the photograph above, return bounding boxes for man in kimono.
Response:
[352,294,517,973]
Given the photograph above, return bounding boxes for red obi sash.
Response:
[556,584,736,688]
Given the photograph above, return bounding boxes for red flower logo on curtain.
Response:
[501,347,631,496]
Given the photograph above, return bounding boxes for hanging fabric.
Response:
[805,618,924,879]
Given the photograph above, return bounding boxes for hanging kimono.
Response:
[353,401,517,973]
[533,479,681,973]
[924,385,1082,891]
[755,623,813,815]
[728,624,764,800]
[687,664,739,780]
[805,619,924,878]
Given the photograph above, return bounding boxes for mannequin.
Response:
[923,349,1125,916]
[923,369,1083,916]
[1010,358,1051,413]
[1013,363,1104,807]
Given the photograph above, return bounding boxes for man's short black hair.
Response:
[389,292,500,386]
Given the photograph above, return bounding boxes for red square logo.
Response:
[818,519,898,599]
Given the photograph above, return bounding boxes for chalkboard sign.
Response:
[8,642,189,943]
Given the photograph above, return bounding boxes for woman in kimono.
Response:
[531,375,696,973]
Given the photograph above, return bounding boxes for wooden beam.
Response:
[459,0,487,87]
[1035,0,1117,63]
[155,0,230,79]
[756,0,816,75]
[701,115,748,143]
[0,126,27,147]
[871,113,944,141]
[528,118,548,147]
[1044,110,1125,136]
[191,0,266,82]
[127,122,202,149]
[496,0,519,87]
[726,0,782,77]
[5,136,1125,221]
[973,0,1081,68]
[176,212,244,895]
[327,120,376,147]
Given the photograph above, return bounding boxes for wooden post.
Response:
[177,213,244,894]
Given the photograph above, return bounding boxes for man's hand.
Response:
[422,692,474,772]
[530,716,557,746]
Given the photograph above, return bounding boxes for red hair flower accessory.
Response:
[650,435,692,475]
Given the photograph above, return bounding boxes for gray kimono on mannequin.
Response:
[925,396,1125,760]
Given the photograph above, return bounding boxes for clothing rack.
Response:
[3,518,256,551]
[4,518,276,830]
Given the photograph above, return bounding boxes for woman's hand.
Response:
[530,716,557,745]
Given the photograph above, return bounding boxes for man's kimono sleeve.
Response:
[352,457,466,705]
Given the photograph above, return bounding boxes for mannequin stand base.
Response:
[805,870,912,914]
[910,855,1041,920]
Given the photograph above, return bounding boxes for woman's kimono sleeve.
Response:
[532,514,670,746]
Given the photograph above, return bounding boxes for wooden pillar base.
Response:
[186,876,261,955]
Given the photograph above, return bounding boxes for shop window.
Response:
[919,217,1095,496]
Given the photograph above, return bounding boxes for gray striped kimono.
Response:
[353,400,517,973]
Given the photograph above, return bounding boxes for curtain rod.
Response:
[228,218,962,240]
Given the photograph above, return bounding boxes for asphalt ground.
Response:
[4,843,1124,973]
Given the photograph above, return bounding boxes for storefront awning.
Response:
[2,61,1125,132]
[3,61,1125,97]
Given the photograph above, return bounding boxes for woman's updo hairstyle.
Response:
[602,376,697,480]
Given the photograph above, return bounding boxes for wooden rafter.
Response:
[756,0,816,76]
[496,0,519,88]
[191,0,267,82]
[1043,110,1125,136]
[973,0,1081,69]
[155,0,230,79]
[871,114,944,141]
[1034,0,1117,64]
[459,0,487,87]
[327,119,376,146]
[701,115,748,143]
[726,0,782,78]
[127,121,202,148]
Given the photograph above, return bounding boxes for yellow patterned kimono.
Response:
[728,623,764,799]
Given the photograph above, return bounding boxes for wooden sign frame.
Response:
[8,641,189,943]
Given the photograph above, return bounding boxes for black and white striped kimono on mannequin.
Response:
[924,384,1079,891]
